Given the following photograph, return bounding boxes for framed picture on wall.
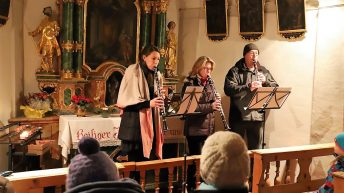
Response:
[276,0,306,39]
[85,0,139,69]
[237,0,264,41]
[0,0,10,26]
[204,0,229,41]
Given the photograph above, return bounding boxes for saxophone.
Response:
[208,76,231,131]
[154,67,169,132]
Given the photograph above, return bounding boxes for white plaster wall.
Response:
[310,6,344,143]
[0,0,24,171]
[176,0,343,150]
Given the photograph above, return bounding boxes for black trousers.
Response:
[186,135,208,190]
[230,121,263,150]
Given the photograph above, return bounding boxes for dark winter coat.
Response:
[224,58,279,122]
[181,75,216,136]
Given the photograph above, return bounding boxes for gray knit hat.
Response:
[66,137,120,190]
[243,43,259,56]
[200,131,250,189]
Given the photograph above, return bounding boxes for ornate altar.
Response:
[35,0,174,113]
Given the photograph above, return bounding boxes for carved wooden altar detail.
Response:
[36,0,172,113]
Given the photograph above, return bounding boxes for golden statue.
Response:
[165,21,177,77]
[29,7,61,73]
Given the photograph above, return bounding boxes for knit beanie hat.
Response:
[66,137,120,190]
[200,131,250,189]
[334,132,344,156]
[243,43,259,56]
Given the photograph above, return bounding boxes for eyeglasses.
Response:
[202,67,213,71]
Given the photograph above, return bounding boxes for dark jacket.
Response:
[118,62,154,142]
[181,75,215,136]
[224,58,278,122]
[65,178,144,193]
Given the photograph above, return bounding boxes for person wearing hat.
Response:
[66,136,120,190]
[318,132,344,193]
[198,131,249,192]
[224,43,278,150]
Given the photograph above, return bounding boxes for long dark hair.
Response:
[139,45,160,64]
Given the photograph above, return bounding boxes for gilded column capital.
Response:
[141,0,153,13]
[155,0,168,14]
[62,70,73,79]
[74,42,83,52]
[75,0,85,6]
[61,41,74,52]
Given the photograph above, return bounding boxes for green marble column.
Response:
[73,0,84,79]
[61,0,74,79]
[155,0,168,73]
[140,1,153,50]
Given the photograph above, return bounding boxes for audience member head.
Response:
[0,176,14,193]
[66,137,120,189]
[200,131,250,189]
[334,132,344,157]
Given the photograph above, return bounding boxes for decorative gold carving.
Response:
[38,82,59,109]
[155,0,168,13]
[74,72,83,79]
[74,42,83,52]
[62,70,73,79]
[159,48,166,57]
[75,0,85,6]
[141,0,153,13]
[240,33,263,41]
[61,41,74,52]
[165,21,177,78]
[29,6,61,73]
[279,32,306,40]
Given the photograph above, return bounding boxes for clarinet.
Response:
[154,67,169,132]
[208,76,231,131]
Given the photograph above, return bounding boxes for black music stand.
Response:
[166,86,203,193]
[244,87,291,149]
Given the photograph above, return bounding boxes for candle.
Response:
[20,130,29,139]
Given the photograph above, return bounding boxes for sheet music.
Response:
[245,87,291,110]
[177,86,203,114]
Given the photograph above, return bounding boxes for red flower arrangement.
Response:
[71,95,92,109]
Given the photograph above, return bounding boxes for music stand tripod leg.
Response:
[261,110,266,149]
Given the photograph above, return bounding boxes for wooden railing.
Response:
[7,143,334,193]
[251,143,334,193]
[7,156,201,193]
[333,171,344,193]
